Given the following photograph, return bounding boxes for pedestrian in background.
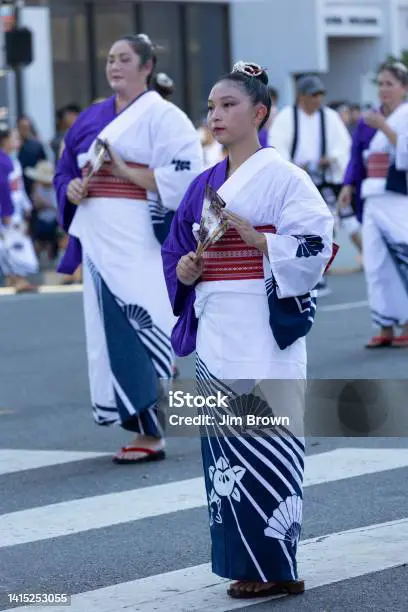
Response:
[357,62,408,348]
[25,160,59,261]
[329,101,353,134]
[269,74,351,296]
[51,104,81,161]
[0,126,38,293]
[17,116,47,198]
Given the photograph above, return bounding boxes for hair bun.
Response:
[232,61,268,85]
[256,70,268,86]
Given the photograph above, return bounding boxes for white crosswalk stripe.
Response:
[5,517,407,612]
[0,450,109,476]
[1,446,408,611]
[2,447,408,548]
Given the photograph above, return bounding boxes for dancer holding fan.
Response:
[162,62,334,600]
[54,34,202,463]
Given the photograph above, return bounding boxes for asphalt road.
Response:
[0,272,407,612]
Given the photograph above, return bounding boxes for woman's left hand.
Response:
[104,141,130,180]
[222,210,267,253]
[363,111,386,130]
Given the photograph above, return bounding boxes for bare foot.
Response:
[112,435,165,463]
[229,581,277,595]
[127,434,164,451]
[14,279,38,293]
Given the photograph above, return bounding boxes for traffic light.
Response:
[5,27,33,67]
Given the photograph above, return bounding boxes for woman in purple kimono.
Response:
[162,62,333,600]
[0,129,14,266]
[338,113,377,224]
[0,127,37,293]
[339,62,408,348]
[54,33,202,463]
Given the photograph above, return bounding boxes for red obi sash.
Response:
[82,162,147,200]
[367,153,389,179]
[201,225,276,282]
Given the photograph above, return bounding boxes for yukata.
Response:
[54,90,202,434]
[360,102,408,330]
[162,148,334,582]
[269,104,353,237]
[0,153,38,278]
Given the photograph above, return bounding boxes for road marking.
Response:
[1,447,408,548]
[0,284,83,297]
[4,517,408,611]
[0,409,14,416]
[319,300,368,312]
[0,450,109,476]
[39,284,83,294]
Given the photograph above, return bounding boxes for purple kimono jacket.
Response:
[54,97,120,274]
[343,117,377,222]
[258,128,268,148]
[161,161,226,356]
[0,150,14,220]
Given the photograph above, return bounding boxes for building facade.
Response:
[231,0,408,108]
[15,0,230,142]
[3,0,408,143]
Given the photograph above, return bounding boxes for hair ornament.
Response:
[392,61,408,73]
[156,72,174,88]
[136,33,153,47]
[232,61,265,78]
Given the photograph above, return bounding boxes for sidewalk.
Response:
[0,227,360,294]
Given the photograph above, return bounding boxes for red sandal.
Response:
[112,446,166,464]
[365,336,393,349]
[391,335,408,348]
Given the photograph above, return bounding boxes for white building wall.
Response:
[20,7,55,144]
[230,0,327,105]
[230,0,404,107]
[322,38,380,105]
[397,1,408,55]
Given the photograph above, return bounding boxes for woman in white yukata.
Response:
[54,33,202,463]
[0,127,38,293]
[162,63,334,600]
[359,62,408,348]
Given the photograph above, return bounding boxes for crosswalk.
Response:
[1,446,408,611]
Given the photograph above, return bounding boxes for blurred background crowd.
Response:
[0,63,393,291]
[0,0,407,294]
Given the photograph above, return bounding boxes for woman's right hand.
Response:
[337,185,353,210]
[176,252,204,286]
[67,178,88,205]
